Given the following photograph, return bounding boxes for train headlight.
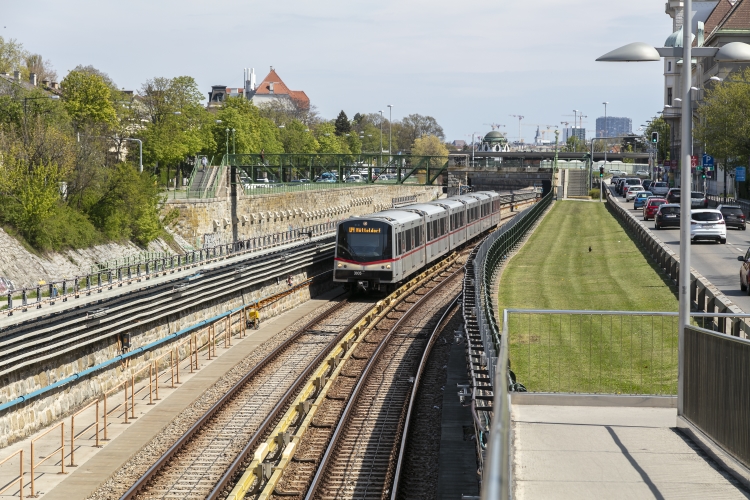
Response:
[337,263,343,268]
[386,264,391,269]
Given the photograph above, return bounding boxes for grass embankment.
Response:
[498,201,678,394]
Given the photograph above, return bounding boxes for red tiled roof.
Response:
[254,69,310,109]
[705,0,750,43]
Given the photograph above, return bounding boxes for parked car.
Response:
[622,178,642,198]
[666,188,681,204]
[626,185,645,201]
[690,209,726,244]
[345,174,364,183]
[654,204,681,229]
[689,191,708,208]
[737,248,750,291]
[633,191,653,209]
[650,181,669,196]
[635,170,649,177]
[643,198,667,220]
[717,204,746,230]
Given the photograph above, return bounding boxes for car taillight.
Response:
[742,215,746,220]
[718,220,725,225]
[691,221,697,225]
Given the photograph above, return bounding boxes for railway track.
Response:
[120,297,374,500]
[223,254,465,500]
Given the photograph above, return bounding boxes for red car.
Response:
[643,198,667,221]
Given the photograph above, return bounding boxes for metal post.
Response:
[678,0,693,417]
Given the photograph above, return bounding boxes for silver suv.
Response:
[650,181,668,196]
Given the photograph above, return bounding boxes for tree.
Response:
[411,134,449,158]
[646,117,670,163]
[61,70,117,128]
[25,54,57,83]
[315,123,343,153]
[280,119,318,154]
[211,96,282,156]
[695,68,750,178]
[334,110,350,136]
[396,114,445,151]
[0,37,26,76]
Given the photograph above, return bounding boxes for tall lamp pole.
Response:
[225,128,230,158]
[387,104,393,157]
[602,102,609,169]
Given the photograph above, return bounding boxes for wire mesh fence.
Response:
[505,310,679,395]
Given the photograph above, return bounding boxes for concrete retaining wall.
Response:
[605,188,747,337]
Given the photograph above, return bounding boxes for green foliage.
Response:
[695,67,750,172]
[212,97,283,156]
[645,117,670,162]
[334,110,350,136]
[280,120,318,154]
[85,163,164,245]
[411,134,449,157]
[588,188,600,198]
[315,123,343,153]
[0,36,26,76]
[36,204,102,251]
[61,71,117,128]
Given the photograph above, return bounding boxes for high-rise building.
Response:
[563,127,585,142]
[596,116,632,138]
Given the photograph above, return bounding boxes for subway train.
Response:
[334,191,503,292]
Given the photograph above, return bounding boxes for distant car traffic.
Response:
[633,191,653,209]
[626,185,645,201]
[642,180,653,191]
[655,204,681,229]
[635,170,649,177]
[345,174,364,183]
[622,178,642,198]
[690,191,708,208]
[690,209,726,244]
[643,198,667,220]
[650,182,669,196]
[666,188,681,204]
[717,204,746,230]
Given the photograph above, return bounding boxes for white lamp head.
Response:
[596,42,660,62]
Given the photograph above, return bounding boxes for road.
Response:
[607,185,750,313]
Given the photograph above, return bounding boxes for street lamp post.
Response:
[602,102,609,168]
[232,128,236,155]
[597,2,750,415]
[387,104,393,158]
[225,128,230,158]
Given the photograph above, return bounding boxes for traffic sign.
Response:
[703,154,714,168]
[691,155,699,168]
[737,167,746,182]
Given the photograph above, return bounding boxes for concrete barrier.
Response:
[605,187,747,337]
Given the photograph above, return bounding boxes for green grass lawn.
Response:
[498,201,678,395]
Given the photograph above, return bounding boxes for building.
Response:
[207,66,310,112]
[562,127,586,143]
[478,130,510,152]
[452,139,467,149]
[663,0,750,166]
[595,116,632,137]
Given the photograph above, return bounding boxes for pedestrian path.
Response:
[0,288,342,500]
[512,404,750,499]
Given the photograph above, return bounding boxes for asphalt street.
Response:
[607,185,750,313]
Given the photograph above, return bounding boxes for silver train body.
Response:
[334,191,503,291]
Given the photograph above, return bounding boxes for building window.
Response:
[667,87,673,106]
[668,61,672,72]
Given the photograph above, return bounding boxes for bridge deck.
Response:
[512,404,749,499]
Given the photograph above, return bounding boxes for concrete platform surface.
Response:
[513,405,750,500]
[0,289,342,500]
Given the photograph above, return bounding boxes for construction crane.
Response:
[520,123,558,142]
[509,115,524,143]
[483,123,506,131]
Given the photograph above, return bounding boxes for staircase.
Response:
[187,166,215,198]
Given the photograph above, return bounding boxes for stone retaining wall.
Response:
[0,262,334,446]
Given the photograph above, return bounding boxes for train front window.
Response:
[337,221,392,262]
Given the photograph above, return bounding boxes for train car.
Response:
[454,195,482,240]
[467,192,492,232]
[474,191,502,226]
[334,191,508,293]
[403,204,451,264]
[334,208,426,292]
[427,198,467,248]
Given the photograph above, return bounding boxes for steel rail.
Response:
[389,293,461,500]
[119,292,353,500]
[304,266,464,500]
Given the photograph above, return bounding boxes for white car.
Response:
[345,174,364,183]
[650,181,669,196]
[636,170,649,177]
[625,185,645,201]
[690,209,727,244]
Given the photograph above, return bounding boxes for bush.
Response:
[36,204,102,251]
[589,188,601,199]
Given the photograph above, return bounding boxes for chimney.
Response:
[250,68,256,90]
[50,82,59,89]
[13,70,20,82]
[29,73,37,86]
[269,82,274,94]
[42,79,50,87]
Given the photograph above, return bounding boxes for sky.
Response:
[3,0,674,144]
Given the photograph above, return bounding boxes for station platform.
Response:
[0,288,342,500]
[512,404,750,499]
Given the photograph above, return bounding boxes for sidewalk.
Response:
[0,288,342,500]
[512,405,750,499]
